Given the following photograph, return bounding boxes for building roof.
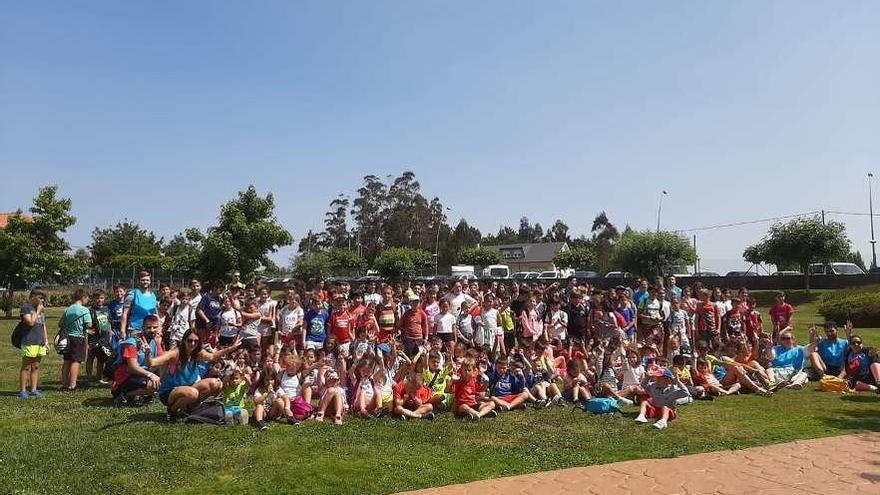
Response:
[0,212,32,229]
[486,242,568,263]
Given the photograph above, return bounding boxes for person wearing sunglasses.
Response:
[765,327,816,390]
[146,328,242,422]
[809,321,851,378]
[840,334,880,393]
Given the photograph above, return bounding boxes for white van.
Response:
[451,265,476,279]
[482,264,511,279]
[808,262,866,275]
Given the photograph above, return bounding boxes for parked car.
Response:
[537,270,563,279]
[604,271,632,279]
[808,262,866,275]
[481,264,511,279]
[573,270,599,279]
[771,270,803,277]
[511,272,530,280]
[725,271,760,277]
[693,271,721,277]
[524,272,540,280]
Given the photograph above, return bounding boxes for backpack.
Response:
[819,375,853,394]
[584,397,620,415]
[102,340,127,381]
[54,309,88,355]
[185,399,227,425]
[11,320,31,349]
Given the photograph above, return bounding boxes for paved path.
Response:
[398,432,880,495]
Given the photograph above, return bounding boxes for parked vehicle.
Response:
[771,270,803,277]
[604,271,632,279]
[537,269,575,279]
[573,270,599,279]
[481,264,511,279]
[725,271,760,277]
[664,266,692,278]
[511,272,530,280]
[524,272,540,279]
[808,262,866,275]
[451,265,476,279]
[693,271,721,277]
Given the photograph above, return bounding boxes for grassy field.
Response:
[0,293,878,495]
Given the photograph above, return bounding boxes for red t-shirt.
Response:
[452,375,484,406]
[111,343,141,393]
[329,310,353,343]
[769,303,793,331]
[400,308,428,341]
[393,380,431,403]
[697,303,719,334]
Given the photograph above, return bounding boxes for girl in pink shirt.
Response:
[519,297,545,342]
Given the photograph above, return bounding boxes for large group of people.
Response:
[15,271,880,430]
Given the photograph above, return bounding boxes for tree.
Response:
[440,219,481,269]
[325,248,367,277]
[0,186,86,315]
[544,219,570,243]
[322,195,351,250]
[553,247,596,270]
[199,186,293,281]
[490,225,519,244]
[614,230,697,278]
[351,175,388,260]
[372,247,433,280]
[164,228,204,278]
[457,246,502,267]
[849,250,867,271]
[291,254,332,283]
[89,220,163,268]
[743,217,850,290]
[591,211,620,273]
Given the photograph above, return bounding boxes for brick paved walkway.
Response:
[398,432,880,495]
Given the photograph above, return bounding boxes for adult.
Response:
[665,276,682,302]
[444,281,476,316]
[229,271,246,291]
[363,281,382,306]
[60,288,93,392]
[188,279,203,315]
[565,289,589,343]
[839,334,880,392]
[633,279,649,308]
[18,288,48,399]
[111,315,162,406]
[120,271,157,340]
[146,328,241,421]
[765,328,814,390]
[810,321,849,377]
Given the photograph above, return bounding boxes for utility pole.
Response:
[869,173,877,269]
[656,190,668,232]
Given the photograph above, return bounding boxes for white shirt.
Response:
[445,292,476,315]
[279,306,304,335]
[218,309,241,338]
[436,312,456,335]
[257,299,277,336]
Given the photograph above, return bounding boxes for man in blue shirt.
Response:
[812,321,849,376]
[121,271,157,339]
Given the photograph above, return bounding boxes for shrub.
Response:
[817,290,880,327]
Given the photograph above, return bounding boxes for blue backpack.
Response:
[584,397,620,415]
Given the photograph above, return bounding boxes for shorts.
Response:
[504,333,516,350]
[305,340,324,351]
[159,390,172,406]
[644,398,677,421]
[63,336,87,363]
[438,332,454,343]
[825,365,841,376]
[382,393,393,408]
[225,406,243,416]
[21,345,47,359]
[496,394,518,404]
[113,376,148,398]
[280,332,303,348]
[402,338,422,357]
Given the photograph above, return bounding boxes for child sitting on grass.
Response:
[634,367,690,429]
[449,357,497,421]
[222,365,251,425]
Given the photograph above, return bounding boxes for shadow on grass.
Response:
[82,397,116,408]
[819,408,880,432]
[94,410,167,431]
[841,395,880,403]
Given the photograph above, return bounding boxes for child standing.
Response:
[18,289,48,399]
[223,366,251,425]
[87,289,112,383]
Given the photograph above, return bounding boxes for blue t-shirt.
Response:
[633,290,649,308]
[196,294,222,330]
[305,308,330,343]
[489,368,526,396]
[107,300,124,333]
[126,289,157,331]
[159,360,204,396]
[817,339,848,368]
[772,345,805,371]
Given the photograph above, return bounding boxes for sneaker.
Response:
[653,419,668,430]
[420,412,435,421]
[166,409,179,423]
[256,420,269,431]
[468,413,480,422]
[618,397,634,406]
[634,415,648,423]
[486,410,499,418]
[18,391,29,400]
[534,399,548,409]
[286,417,302,425]
[498,403,511,412]
[29,389,43,398]
[553,396,567,407]
[99,379,110,385]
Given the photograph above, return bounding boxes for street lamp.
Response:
[435,206,452,275]
[869,173,877,270]
[656,190,668,232]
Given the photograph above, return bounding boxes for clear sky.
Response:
[2,1,879,273]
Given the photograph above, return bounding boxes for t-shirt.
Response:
[223,381,248,408]
[400,308,428,341]
[452,375,484,406]
[123,289,157,331]
[393,380,432,403]
[545,310,567,341]
[668,309,690,348]
[218,309,241,338]
[277,369,302,398]
[445,292,476,315]
[772,345,805,371]
[111,338,147,393]
[818,339,848,368]
[90,306,111,335]
[565,303,588,339]
[489,369,526,396]
[305,308,330,344]
[257,299,277,336]
[436,312,456,335]
[62,303,92,338]
[844,350,871,378]
[376,304,397,342]
[196,294,223,330]
[239,315,261,342]
[107,299,124,333]
[279,305,304,335]
[329,310,353,344]
[696,303,719,334]
[422,302,440,334]
[168,304,192,343]
[423,367,450,396]
[19,304,46,346]
[769,303,794,331]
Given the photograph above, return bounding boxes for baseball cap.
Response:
[378,343,392,354]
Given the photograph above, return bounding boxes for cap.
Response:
[378,343,391,354]
[408,294,420,302]
[326,370,339,381]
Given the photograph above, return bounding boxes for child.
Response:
[562,359,592,403]
[277,292,304,350]
[488,358,532,411]
[500,295,516,352]
[87,289,112,383]
[349,357,382,418]
[217,296,242,347]
[672,354,706,401]
[449,357,497,420]
[596,343,634,406]
[167,288,194,349]
[107,284,127,350]
[256,287,277,349]
[695,289,721,350]
[304,298,330,351]
[480,294,502,355]
[392,371,435,420]
[524,354,564,407]
[634,367,690,429]
[328,295,353,357]
[60,288,93,392]
[456,300,475,348]
[423,351,453,413]
[667,298,692,356]
[276,348,307,424]
[253,364,284,430]
[357,303,380,344]
[545,298,568,345]
[223,366,251,425]
[693,358,738,396]
[435,299,456,352]
[314,368,348,425]
[768,291,793,342]
[18,289,48,399]
[239,300,262,350]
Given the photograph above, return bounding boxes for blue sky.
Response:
[2,1,879,273]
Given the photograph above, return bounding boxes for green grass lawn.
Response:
[0,295,878,495]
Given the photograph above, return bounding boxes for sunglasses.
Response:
[781,336,793,341]
[852,341,862,345]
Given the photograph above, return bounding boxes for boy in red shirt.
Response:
[695,289,720,350]
[392,372,435,420]
[449,357,497,420]
[768,291,794,341]
[328,295,353,357]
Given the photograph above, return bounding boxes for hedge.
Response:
[817,290,880,327]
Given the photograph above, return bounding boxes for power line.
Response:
[672,210,821,233]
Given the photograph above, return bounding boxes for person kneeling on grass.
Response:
[635,367,690,430]
[146,329,241,422]
[488,357,533,412]
[393,371,435,420]
[110,316,162,407]
[449,357,497,421]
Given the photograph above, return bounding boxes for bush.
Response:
[817,290,880,327]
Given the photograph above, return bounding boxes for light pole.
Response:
[435,206,452,276]
[869,173,877,270]
[656,190,668,232]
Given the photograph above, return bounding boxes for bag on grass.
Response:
[584,397,620,415]
[185,399,227,425]
[819,375,853,394]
